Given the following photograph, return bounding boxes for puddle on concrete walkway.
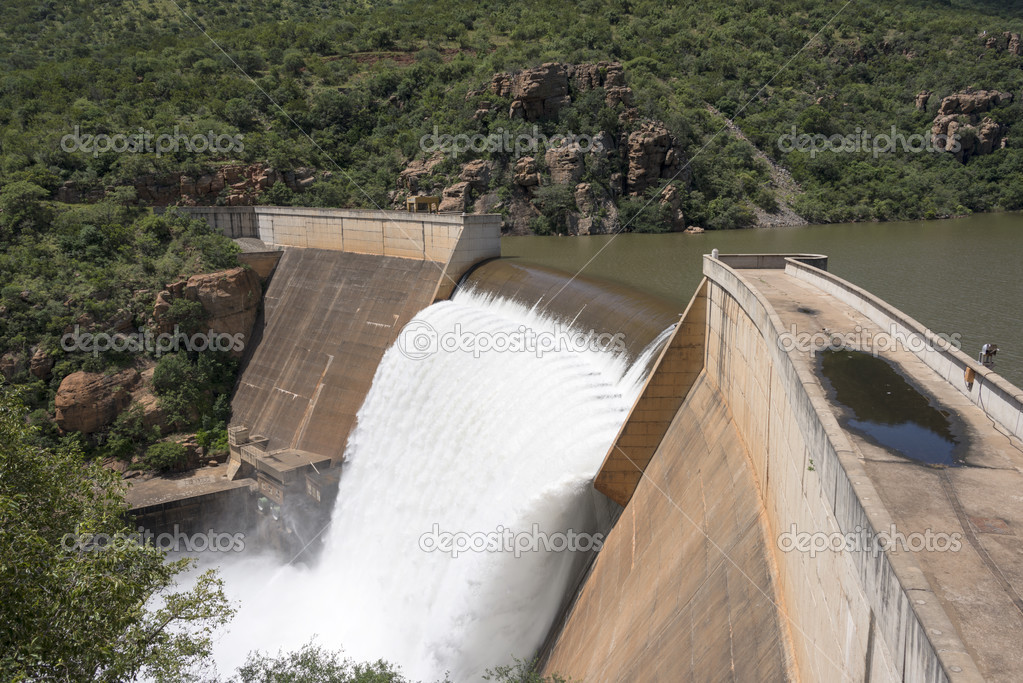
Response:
[817,349,965,467]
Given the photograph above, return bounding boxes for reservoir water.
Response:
[504,212,1023,387]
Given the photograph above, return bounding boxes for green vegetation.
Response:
[0,187,242,459]
[0,0,1022,230]
[0,389,234,682]
[139,441,188,472]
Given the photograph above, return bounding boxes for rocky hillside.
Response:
[3,0,1023,231]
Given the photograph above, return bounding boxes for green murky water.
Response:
[502,212,1023,387]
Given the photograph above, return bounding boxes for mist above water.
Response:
[207,289,669,681]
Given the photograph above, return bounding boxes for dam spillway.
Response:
[208,279,674,679]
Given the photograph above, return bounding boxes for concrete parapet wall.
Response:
[702,255,973,682]
[784,257,1023,445]
[174,206,501,281]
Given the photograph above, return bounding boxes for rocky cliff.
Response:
[396,61,696,234]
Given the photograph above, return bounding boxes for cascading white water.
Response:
[208,289,670,680]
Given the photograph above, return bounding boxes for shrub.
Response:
[140,441,188,472]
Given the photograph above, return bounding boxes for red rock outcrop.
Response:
[152,267,261,355]
[625,122,687,196]
[545,145,586,185]
[438,181,471,212]
[55,369,140,434]
[931,90,1013,162]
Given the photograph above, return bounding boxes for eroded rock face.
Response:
[545,144,585,185]
[659,184,687,231]
[183,268,261,342]
[984,32,1022,56]
[937,90,1012,116]
[438,181,471,212]
[507,63,570,121]
[55,369,140,434]
[459,159,493,191]
[513,157,541,188]
[0,352,26,381]
[915,91,932,110]
[398,154,445,193]
[625,122,686,196]
[152,267,262,355]
[931,90,1013,162]
[29,348,53,380]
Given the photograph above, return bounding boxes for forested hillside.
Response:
[1,0,1023,230]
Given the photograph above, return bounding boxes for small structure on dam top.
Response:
[132,206,501,557]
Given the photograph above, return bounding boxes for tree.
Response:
[0,181,50,236]
[0,389,235,681]
[235,641,414,683]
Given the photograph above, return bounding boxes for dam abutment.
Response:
[543,254,1005,682]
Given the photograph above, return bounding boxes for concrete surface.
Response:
[229,248,443,462]
[749,267,1023,682]
[543,374,792,681]
[594,279,707,506]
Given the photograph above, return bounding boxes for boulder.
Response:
[183,267,262,346]
[915,91,931,110]
[513,157,541,188]
[29,348,53,380]
[55,369,140,434]
[545,144,585,185]
[438,182,471,212]
[459,159,493,191]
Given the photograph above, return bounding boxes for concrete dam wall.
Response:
[544,254,1023,682]
[155,205,1023,681]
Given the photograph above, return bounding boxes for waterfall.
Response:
[208,289,671,680]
